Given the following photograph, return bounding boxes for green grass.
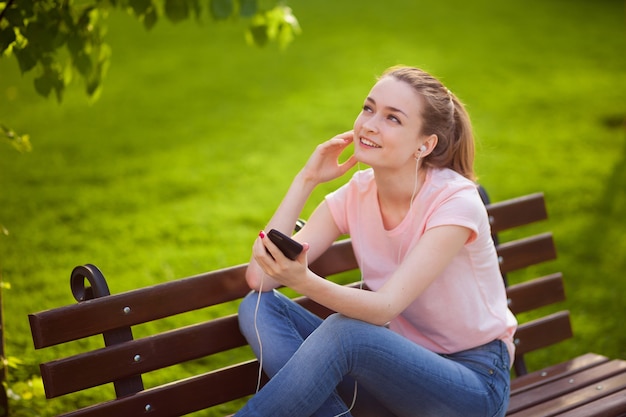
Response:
[1,0,625,415]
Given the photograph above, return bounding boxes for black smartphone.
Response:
[267,229,303,260]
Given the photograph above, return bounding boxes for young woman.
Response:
[235,66,517,417]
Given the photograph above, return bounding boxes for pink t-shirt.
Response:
[325,167,517,364]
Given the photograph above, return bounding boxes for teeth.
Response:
[361,137,381,148]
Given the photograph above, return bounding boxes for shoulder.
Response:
[430,167,475,188]
[422,168,486,227]
[424,168,480,203]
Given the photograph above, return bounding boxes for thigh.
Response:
[314,315,510,417]
[238,290,324,377]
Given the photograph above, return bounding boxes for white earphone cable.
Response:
[254,274,264,393]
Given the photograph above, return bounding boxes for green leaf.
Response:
[73,51,93,77]
[15,0,34,20]
[77,5,96,29]
[165,0,190,23]
[211,0,234,20]
[23,21,55,53]
[34,65,65,102]
[85,43,111,100]
[143,7,158,29]
[66,31,86,56]
[245,6,300,48]
[13,46,37,73]
[246,22,268,47]
[33,74,53,98]
[1,124,32,153]
[189,0,202,19]
[239,0,256,18]
[129,0,152,16]
[276,7,300,49]
[0,26,16,54]
[1,5,24,27]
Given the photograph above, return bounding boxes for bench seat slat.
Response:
[513,311,572,357]
[505,273,565,315]
[486,193,547,234]
[507,369,626,417]
[56,360,263,417]
[507,360,626,413]
[511,353,610,392]
[497,232,556,275]
[40,314,245,398]
[557,389,626,417]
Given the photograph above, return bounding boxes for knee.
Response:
[238,290,261,322]
[238,290,282,335]
[317,313,361,342]
[238,290,264,338]
[316,313,377,349]
[324,313,355,329]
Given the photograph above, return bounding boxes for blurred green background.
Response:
[1,0,624,415]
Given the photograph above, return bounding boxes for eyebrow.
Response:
[366,97,408,118]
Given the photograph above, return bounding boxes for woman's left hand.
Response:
[298,131,358,186]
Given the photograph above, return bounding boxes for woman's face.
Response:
[353,76,425,169]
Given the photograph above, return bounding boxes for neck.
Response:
[374,165,426,229]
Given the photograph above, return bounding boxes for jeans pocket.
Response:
[452,340,510,391]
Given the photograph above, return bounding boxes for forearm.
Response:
[245,172,318,291]
[293,272,395,326]
[264,171,318,234]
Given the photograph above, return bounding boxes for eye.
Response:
[387,114,402,125]
[362,104,373,113]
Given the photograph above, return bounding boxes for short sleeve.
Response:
[426,186,485,244]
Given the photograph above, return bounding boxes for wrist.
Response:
[294,170,319,192]
[293,269,318,295]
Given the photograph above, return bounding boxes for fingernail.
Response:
[259,230,266,239]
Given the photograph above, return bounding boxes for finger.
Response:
[339,154,358,172]
[259,231,291,263]
[259,231,274,255]
[295,242,310,263]
[256,231,275,261]
[325,131,353,146]
[336,130,354,140]
[335,130,354,145]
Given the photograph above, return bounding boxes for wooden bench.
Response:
[28,191,626,416]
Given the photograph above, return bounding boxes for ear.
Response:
[416,134,438,158]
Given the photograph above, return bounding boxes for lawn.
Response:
[0,0,624,415]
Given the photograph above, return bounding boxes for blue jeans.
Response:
[235,290,511,417]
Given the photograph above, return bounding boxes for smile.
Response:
[360,137,381,148]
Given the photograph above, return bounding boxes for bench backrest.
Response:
[28,192,571,417]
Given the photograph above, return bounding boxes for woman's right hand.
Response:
[300,131,358,185]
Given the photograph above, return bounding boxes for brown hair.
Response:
[381,66,476,182]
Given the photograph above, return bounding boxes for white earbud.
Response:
[414,145,428,160]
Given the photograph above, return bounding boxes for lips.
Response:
[360,137,381,148]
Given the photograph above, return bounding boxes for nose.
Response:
[361,114,379,133]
